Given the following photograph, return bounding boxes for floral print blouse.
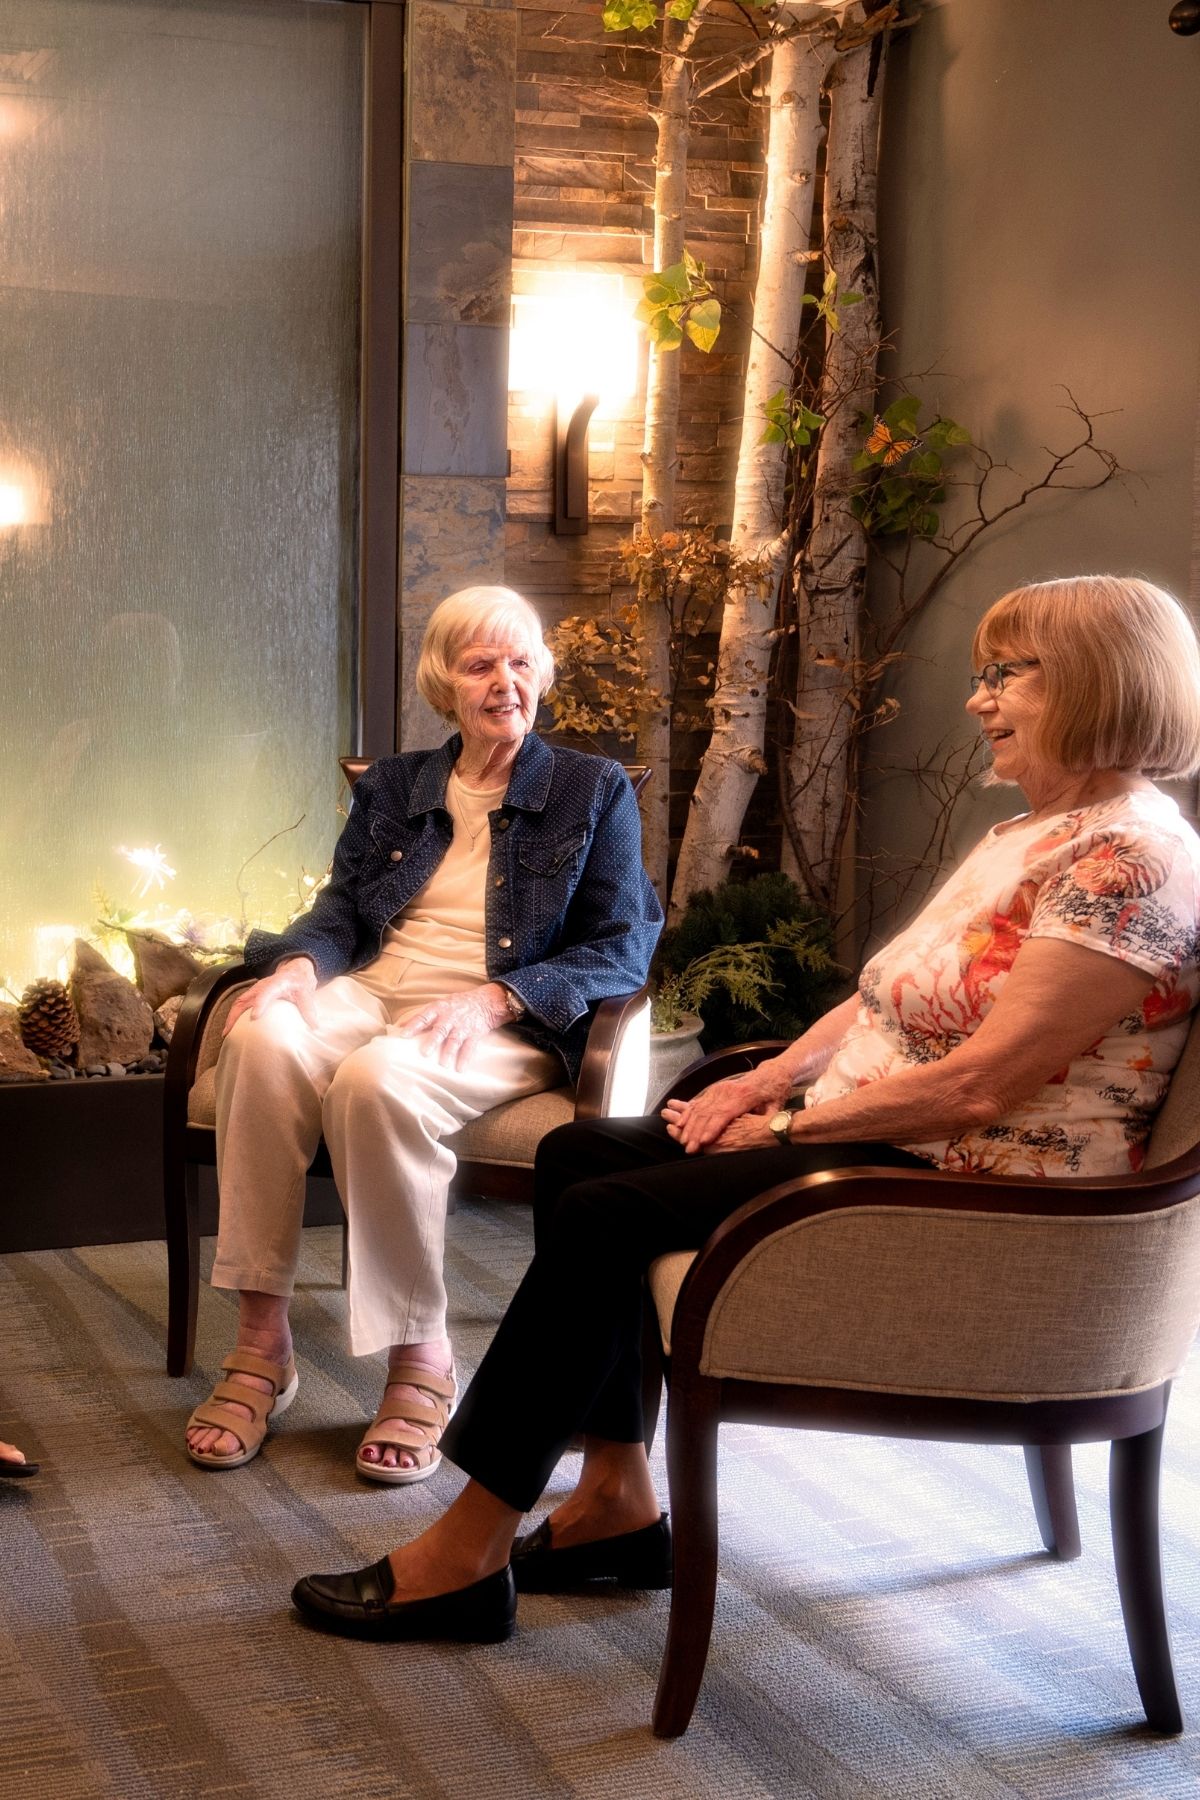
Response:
[806,789,1200,1177]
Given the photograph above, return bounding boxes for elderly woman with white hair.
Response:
[185,586,662,1481]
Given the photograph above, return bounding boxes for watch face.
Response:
[769,1110,792,1143]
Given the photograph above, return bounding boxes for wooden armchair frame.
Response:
[649,1043,1200,1739]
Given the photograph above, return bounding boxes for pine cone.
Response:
[18,978,81,1059]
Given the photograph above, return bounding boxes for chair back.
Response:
[1145,1006,1200,1170]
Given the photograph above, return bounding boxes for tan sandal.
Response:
[356,1363,456,1487]
[185,1348,299,1470]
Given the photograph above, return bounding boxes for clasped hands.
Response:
[661,1055,798,1155]
[225,960,515,1070]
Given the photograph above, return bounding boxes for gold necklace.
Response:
[448,775,490,848]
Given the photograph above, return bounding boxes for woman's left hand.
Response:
[701,1110,778,1154]
[394,982,512,1070]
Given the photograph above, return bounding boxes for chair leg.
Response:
[652,1377,720,1739]
[166,1161,201,1377]
[1023,1444,1081,1560]
[1110,1424,1184,1734]
[340,1217,349,1290]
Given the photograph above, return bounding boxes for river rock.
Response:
[0,1016,47,1082]
[153,993,184,1044]
[124,929,205,1011]
[70,939,154,1067]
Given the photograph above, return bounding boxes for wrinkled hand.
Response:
[661,1056,794,1155]
[224,957,320,1035]
[395,982,511,1070]
[702,1111,779,1154]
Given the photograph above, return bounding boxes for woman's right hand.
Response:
[661,1054,796,1154]
[223,957,321,1035]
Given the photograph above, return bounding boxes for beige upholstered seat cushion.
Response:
[651,1198,1200,1402]
[445,1088,576,1165]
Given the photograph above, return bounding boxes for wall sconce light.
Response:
[0,457,47,528]
[509,272,641,536]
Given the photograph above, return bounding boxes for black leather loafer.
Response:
[291,1556,516,1642]
[511,1513,672,1593]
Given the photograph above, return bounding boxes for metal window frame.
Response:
[242,0,403,756]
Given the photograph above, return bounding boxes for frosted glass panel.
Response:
[0,0,364,991]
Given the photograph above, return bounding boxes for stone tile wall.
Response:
[398,0,517,747]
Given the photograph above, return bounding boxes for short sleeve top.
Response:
[805,788,1200,1177]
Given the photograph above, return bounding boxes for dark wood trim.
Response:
[358,1,404,756]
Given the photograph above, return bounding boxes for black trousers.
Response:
[438,1116,928,1513]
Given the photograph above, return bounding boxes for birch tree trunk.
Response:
[782,30,886,912]
[635,9,705,898]
[668,23,830,920]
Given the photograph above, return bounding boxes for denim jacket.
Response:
[243,733,663,1083]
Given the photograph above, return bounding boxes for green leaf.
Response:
[666,0,698,18]
[630,0,658,27]
[851,450,876,473]
[601,0,637,31]
[915,509,940,537]
[795,404,825,432]
[943,421,972,445]
[759,422,786,445]
[842,290,864,308]
[764,386,789,415]
[634,296,660,325]
[684,296,721,353]
[882,395,921,430]
[654,314,684,349]
[654,261,691,301]
[910,450,941,477]
[800,293,818,307]
[683,248,705,283]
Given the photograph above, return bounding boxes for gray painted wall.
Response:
[863,0,1200,914]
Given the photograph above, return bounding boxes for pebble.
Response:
[85,1063,107,1077]
[50,1065,74,1080]
[106,1061,127,1077]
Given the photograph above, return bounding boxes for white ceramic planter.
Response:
[647,1011,705,1106]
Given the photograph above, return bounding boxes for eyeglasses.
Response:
[968,658,1039,697]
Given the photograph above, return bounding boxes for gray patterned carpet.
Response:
[2,1201,1199,1800]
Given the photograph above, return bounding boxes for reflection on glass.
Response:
[0,0,364,993]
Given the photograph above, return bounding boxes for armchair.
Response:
[162,759,653,1378]
[647,1023,1200,1739]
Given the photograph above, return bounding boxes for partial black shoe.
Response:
[0,1458,38,1480]
[512,1513,672,1593]
[291,1556,516,1642]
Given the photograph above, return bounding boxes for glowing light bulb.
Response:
[118,844,178,899]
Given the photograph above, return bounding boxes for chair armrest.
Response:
[657,1041,788,1108]
[162,961,251,1137]
[670,1156,1200,1382]
[573,985,652,1121]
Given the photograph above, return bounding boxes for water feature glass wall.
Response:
[0,0,365,992]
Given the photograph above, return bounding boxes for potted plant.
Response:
[648,872,840,1097]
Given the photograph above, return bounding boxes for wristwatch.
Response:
[501,986,527,1022]
[768,1108,795,1148]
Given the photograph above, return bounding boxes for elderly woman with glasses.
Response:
[184,585,661,1482]
[292,574,1200,1642]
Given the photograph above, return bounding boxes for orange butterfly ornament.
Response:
[865,418,919,465]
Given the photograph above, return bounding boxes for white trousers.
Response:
[211,957,559,1355]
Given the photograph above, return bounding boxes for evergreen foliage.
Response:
[654,873,840,1045]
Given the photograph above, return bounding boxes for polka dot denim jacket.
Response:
[243,733,663,1083]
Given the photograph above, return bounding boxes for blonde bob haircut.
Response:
[416,585,555,725]
[972,575,1200,780]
